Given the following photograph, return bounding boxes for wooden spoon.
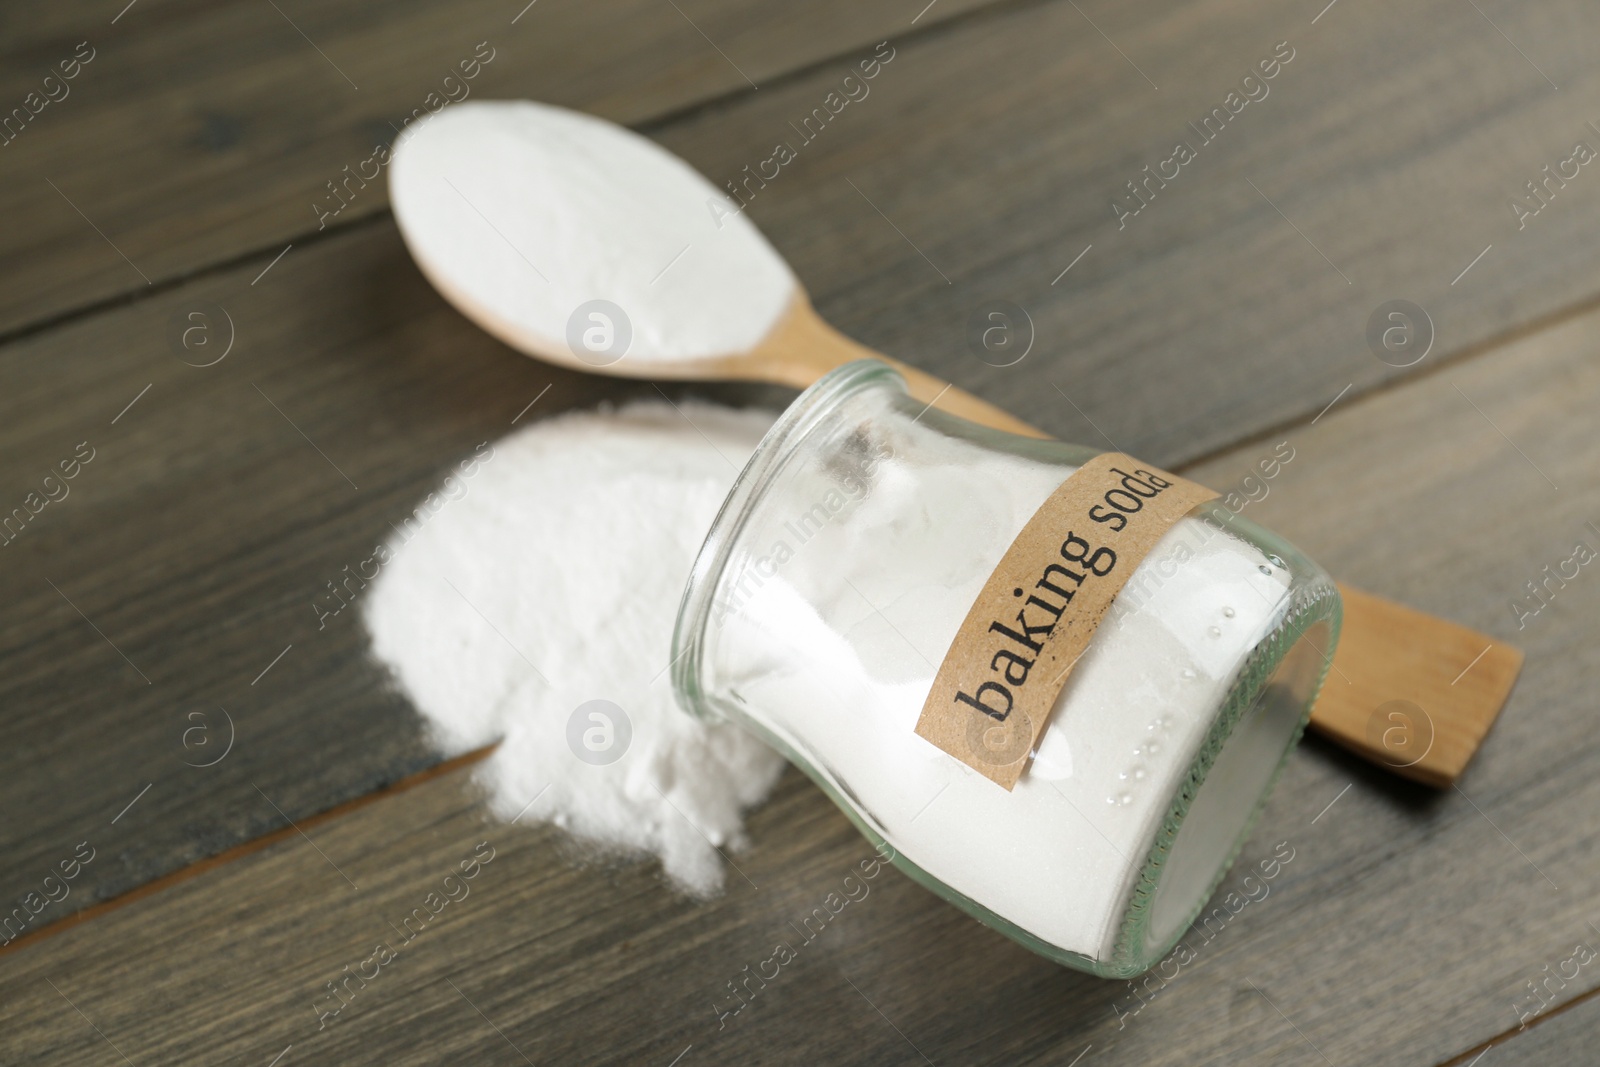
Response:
[390,101,1518,786]
[388,100,1036,438]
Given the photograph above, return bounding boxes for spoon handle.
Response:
[757,299,1047,438]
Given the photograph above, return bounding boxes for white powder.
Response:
[364,401,786,896]
[365,387,1301,958]
[389,101,796,364]
[690,405,1297,962]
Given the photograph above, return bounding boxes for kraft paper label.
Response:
[915,453,1218,790]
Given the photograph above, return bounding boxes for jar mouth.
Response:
[672,360,903,720]
[1114,578,1340,974]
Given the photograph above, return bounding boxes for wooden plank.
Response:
[0,0,997,337]
[647,0,1600,465]
[4,272,1600,1067]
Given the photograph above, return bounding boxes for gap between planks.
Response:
[0,744,495,963]
[1169,280,1600,481]
[1435,980,1600,1067]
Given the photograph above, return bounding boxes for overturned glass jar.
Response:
[672,360,1340,977]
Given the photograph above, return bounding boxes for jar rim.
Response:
[672,359,905,721]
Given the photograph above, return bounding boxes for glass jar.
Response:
[672,360,1340,977]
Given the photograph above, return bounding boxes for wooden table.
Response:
[2,1,1597,1063]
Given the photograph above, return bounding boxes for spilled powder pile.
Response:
[364,401,785,895]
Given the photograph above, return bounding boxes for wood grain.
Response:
[649,0,1600,465]
[0,0,999,338]
[4,0,1600,1061]
[3,0,1598,471]
[5,270,1600,1067]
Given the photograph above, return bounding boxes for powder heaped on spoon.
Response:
[389,100,796,365]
